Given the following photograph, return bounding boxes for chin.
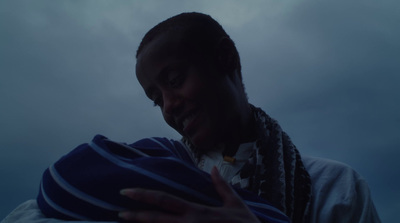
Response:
[188,134,218,152]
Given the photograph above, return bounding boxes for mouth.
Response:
[179,110,200,133]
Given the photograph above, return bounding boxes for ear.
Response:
[215,37,238,75]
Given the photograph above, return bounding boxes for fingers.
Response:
[211,166,243,206]
[119,172,260,223]
[120,188,190,214]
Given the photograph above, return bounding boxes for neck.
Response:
[222,103,257,153]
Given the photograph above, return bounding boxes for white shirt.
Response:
[194,142,381,223]
[302,156,381,223]
[198,142,254,184]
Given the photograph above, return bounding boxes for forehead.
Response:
[138,32,187,65]
[136,31,206,75]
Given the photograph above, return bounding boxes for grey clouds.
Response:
[1,1,399,222]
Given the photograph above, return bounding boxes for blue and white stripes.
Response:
[37,135,289,223]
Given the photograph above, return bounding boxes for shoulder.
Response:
[301,156,381,223]
[302,156,364,205]
[1,200,42,223]
[302,156,361,184]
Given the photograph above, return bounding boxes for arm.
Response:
[329,178,381,223]
[304,156,381,223]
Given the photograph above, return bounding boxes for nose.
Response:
[162,91,183,116]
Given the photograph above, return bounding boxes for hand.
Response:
[119,166,261,223]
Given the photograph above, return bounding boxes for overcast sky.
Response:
[1,0,399,222]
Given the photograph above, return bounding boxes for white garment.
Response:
[0,200,113,223]
[1,156,380,223]
[302,156,381,223]
[195,143,381,223]
[198,142,254,184]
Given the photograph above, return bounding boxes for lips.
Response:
[178,110,200,134]
[182,113,197,129]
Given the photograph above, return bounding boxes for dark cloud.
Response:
[1,0,399,222]
[235,2,400,222]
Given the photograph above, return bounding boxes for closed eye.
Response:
[166,65,187,88]
[169,74,185,88]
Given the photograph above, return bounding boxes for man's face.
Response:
[136,33,243,150]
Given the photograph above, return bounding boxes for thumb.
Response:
[211,166,242,204]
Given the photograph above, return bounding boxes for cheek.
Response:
[184,78,209,103]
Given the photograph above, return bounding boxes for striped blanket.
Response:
[37,135,290,223]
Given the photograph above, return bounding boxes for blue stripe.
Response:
[89,140,221,206]
[163,138,183,159]
[149,137,173,154]
[40,181,90,220]
[177,140,196,163]
[49,164,125,211]
[153,138,193,163]
[104,139,150,157]
[245,200,283,213]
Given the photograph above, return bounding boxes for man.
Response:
[124,12,381,223]
[1,12,380,223]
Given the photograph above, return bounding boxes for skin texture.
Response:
[119,167,261,223]
[136,33,255,151]
[127,32,261,222]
